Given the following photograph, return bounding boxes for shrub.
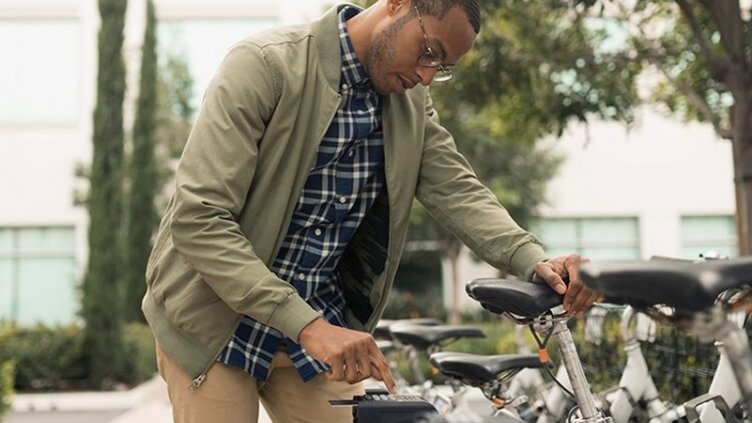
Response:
[119,322,157,385]
[0,322,156,392]
[0,324,87,391]
[0,360,15,421]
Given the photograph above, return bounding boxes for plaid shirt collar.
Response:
[338,6,371,89]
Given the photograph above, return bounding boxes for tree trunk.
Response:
[732,96,752,256]
[446,240,463,325]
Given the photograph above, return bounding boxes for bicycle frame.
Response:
[605,307,680,423]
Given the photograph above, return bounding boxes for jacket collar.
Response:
[311,3,363,93]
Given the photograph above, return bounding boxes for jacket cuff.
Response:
[266,293,322,342]
[510,242,549,281]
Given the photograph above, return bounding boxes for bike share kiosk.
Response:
[330,388,438,423]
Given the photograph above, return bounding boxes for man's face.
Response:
[367,4,477,95]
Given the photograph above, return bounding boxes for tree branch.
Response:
[674,0,732,81]
[697,0,748,70]
[627,4,733,140]
[649,55,733,139]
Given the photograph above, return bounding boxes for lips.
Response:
[399,74,416,90]
[397,74,415,94]
[394,75,406,94]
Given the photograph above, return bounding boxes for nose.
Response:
[415,67,439,86]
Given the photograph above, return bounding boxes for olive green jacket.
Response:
[141,4,548,383]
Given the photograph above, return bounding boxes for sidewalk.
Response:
[11,376,273,423]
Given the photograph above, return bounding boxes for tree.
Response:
[123,0,158,323]
[405,0,640,323]
[82,0,128,386]
[153,52,195,199]
[607,1,752,254]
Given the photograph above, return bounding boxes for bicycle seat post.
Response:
[538,316,612,423]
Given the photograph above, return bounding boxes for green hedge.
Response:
[0,359,15,422]
[0,323,155,392]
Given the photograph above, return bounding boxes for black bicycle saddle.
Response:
[580,256,752,311]
[429,352,545,386]
[466,278,563,318]
[388,325,485,350]
[373,318,441,339]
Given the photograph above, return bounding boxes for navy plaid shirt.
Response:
[217,6,385,382]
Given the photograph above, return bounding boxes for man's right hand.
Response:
[298,318,397,393]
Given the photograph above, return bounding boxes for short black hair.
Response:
[412,0,481,33]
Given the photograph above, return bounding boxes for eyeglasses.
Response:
[414,4,453,83]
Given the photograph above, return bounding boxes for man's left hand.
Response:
[532,254,603,316]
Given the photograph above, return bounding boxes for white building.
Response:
[0,0,737,323]
[0,0,330,326]
[451,109,736,311]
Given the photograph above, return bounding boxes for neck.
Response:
[345,5,381,71]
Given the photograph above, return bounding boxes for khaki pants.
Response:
[156,344,364,423]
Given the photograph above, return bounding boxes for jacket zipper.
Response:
[189,373,206,391]
[187,321,240,392]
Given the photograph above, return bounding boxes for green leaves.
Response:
[83,0,128,388]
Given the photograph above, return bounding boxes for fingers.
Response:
[369,362,383,383]
[563,256,584,314]
[326,352,345,382]
[354,341,371,381]
[344,343,359,383]
[324,336,392,391]
[368,342,397,393]
[534,262,567,295]
[570,287,599,315]
[565,255,604,315]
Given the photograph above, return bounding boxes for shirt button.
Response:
[341,83,348,90]
[348,150,354,157]
[339,196,347,204]
[298,273,305,280]
[314,228,322,236]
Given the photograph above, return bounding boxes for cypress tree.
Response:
[124,0,158,323]
[82,0,128,387]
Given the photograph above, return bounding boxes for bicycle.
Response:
[584,305,684,422]
[466,278,614,423]
[580,255,752,422]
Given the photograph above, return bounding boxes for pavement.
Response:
[9,375,273,423]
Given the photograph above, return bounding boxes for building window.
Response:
[681,215,737,259]
[531,217,641,260]
[0,19,81,125]
[0,227,77,325]
[158,19,277,112]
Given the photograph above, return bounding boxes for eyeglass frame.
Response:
[413,4,454,83]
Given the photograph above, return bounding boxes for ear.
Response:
[385,0,410,16]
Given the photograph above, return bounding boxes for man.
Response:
[142,0,600,422]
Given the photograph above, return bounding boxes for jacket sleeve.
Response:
[415,92,548,281]
[169,42,321,341]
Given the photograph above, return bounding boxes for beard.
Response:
[366,16,409,95]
